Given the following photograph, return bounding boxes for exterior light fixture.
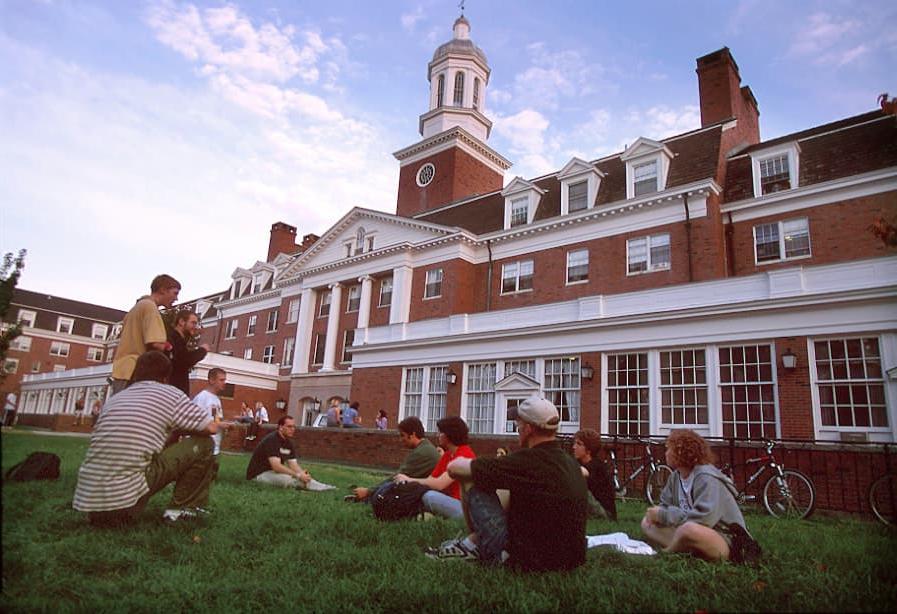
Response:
[446,369,458,385]
[580,363,595,381]
[275,398,286,410]
[781,348,797,371]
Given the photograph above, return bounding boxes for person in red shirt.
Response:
[394,416,475,519]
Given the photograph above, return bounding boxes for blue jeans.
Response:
[422,490,464,519]
[467,487,508,564]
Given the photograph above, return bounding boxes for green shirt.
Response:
[398,439,440,479]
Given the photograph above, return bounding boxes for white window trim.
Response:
[267,310,279,333]
[225,319,239,339]
[399,365,449,430]
[378,278,393,308]
[750,142,801,198]
[282,337,295,367]
[500,260,534,295]
[87,347,103,362]
[424,268,443,300]
[346,286,361,313]
[341,329,355,364]
[262,345,275,364]
[626,233,671,276]
[623,149,672,200]
[501,178,545,230]
[18,309,36,328]
[558,159,604,216]
[246,314,257,336]
[50,341,70,357]
[243,348,253,360]
[566,249,589,285]
[3,358,18,374]
[10,335,32,352]
[312,333,326,366]
[318,291,332,317]
[91,323,108,340]
[287,299,300,323]
[752,217,812,265]
[57,316,75,334]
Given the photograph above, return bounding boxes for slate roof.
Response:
[8,289,128,338]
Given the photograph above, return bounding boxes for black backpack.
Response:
[4,452,61,482]
[372,481,430,521]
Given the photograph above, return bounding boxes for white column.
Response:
[389,266,413,325]
[291,288,316,375]
[321,283,343,371]
[357,275,374,330]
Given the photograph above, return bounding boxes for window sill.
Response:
[500,288,533,296]
[423,294,442,301]
[565,279,588,286]
[755,254,812,266]
[626,266,670,277]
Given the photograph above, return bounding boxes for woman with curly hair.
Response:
[641,429,752,562]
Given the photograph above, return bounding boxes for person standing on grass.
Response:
[110,274,180,395]
[167,310,209,395]
[245,416,336,491]
[345,416,440,503]
[572,428,617,521]
[73,351,217,525]
[641,429,753,562]
[426,397,588,572]
[393,416,476,520]
[192,368,227,476]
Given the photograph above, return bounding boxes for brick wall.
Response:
[349,365,404,426]
[409,259,480,321]
[1,335,107,396]
[775,337,815,439]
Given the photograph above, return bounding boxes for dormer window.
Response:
[558,158,604,216]
[509,198,528,227]
[751,144,800,197]
[453,72,464,106]
[502,177,545,230]
[633,160,658,196]
[355,227,366,255]
[251,273,263,294]
[621,138,673,200]
[568,181,588,212]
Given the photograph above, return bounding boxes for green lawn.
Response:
[2,430,896,613]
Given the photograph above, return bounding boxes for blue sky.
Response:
[1,0,895,309]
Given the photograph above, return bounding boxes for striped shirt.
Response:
[72,381,212,512]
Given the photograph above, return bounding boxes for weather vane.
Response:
[458,0,465,15]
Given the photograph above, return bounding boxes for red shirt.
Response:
[430,444,477,500]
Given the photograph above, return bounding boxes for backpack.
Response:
[4,452,61,482]
[372,481,430,521]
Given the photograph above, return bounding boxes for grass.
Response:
[2,430,896,613]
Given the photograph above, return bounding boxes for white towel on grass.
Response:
[587,532,656,555]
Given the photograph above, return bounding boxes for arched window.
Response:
[473,78,480,111]
[355,227,366,254]
[453,72,464,106]
[436,74,445,107]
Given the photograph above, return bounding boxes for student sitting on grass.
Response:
[345,416,440,503]
[393,416,476,520]
[245,416,335,491]
[572,428,617,521]
[640,429,753,562]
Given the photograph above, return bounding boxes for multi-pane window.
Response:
[501,260,534,294]
[544,358,581,423]
[262,345,275,364]
[815,337,887,429]
[566,249,589,284]
[267,310,279,333]
[504,360,536,379]
[426,367,448,432]
[467,363,497,434]
[606,353,650,436]
[247,315,257,335]
[436,74,445,107]
[3,358,18,374]
[18,310,36,328]
[243,348,252,360]
[453,71,464,106]
[509,197,528,227]
[754,218,811,263]
[31,361,41,373]
[403,368,424,418]
[627,233,670,274]
[633,160,658,196]
[312,334,326,365]
[225,319,239,339]
[379,277,393,307]
[91,323,108,340]
[472,78,480,110]
[57,317,74,334]
[87,347,103,362]
[287,299,300,323]
[10,336,32,352]
[759,154,790,194]
[319,291,332,317]
[342,329,355,364]
[282,338,295,367]
[346,285,361,312]
[50,341,70,357]
[568,181,588,212]
[251,273,264,294]
[719,345,777,439]
[660,349,708,426]
[424,269,443,299]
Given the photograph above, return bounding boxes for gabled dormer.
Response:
[557,157,605,215]
[229,262,276,299]
[750,142,800,197]
[620,137,674,199]
[502,177,545,229]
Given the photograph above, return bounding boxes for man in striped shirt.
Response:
[73,351,218,525]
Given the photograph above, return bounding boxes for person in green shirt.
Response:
[345,416,439,503]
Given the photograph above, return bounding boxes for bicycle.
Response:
[607,437,672,505]
[720,439,816,520]
[869,472,896,527]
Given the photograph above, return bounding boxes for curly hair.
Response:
[665,429,714,469]
[574,429,602,457]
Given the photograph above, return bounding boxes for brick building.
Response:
[13,16,897,443]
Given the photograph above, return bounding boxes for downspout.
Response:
[683,193,694,282]
[725,211,736,277]
[486,239,494,311]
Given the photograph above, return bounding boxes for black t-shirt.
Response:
[471,440,588,572]
[246,430,297,480]
[584,457,617,521]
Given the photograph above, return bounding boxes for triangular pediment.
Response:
[279,207,461,280]
[502,176,546,198]
[494,372,541,392]
[557,157,605,180]
[620,137,673,161]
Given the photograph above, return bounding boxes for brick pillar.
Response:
[776,337,815,440]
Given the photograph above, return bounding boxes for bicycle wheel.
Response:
[645,465,673,505]
[762,470,816,519]
[869,474,897,527]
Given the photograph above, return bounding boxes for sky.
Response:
[1,0,895,310]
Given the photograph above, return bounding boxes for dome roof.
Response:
[431,15,489,67]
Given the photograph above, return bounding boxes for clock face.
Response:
[416,162,435,187]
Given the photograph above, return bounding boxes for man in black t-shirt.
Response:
[427,397,588,572]
[245,416,335,491]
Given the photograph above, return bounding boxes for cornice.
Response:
[392,126,512,170]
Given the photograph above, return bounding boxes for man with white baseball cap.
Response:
[425,396,588,572]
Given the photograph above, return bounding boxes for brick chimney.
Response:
[300,233,319,251]
[696,48,760,145]
[267,222,298,261]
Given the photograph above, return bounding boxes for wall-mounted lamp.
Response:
[781,348,798,371]
[446,369,458,385]
[313,397,321,411]
[580,363,595,381]
[275,398,286,411]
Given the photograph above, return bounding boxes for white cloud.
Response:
[507,42,608,111]
[401,6,425,31]
[641,105,701,139]
[494,108,556,177]
[790,13,858,57]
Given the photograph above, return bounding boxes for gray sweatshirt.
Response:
[657,464,747,530]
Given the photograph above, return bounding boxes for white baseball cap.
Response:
[509,396,560,430]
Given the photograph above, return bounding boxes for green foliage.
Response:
[2,431,896,612]
[0,249,26,380]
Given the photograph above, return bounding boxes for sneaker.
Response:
[305,480,337,492]
[343,494,358,503]
[424,538,480,561]
[162,508,198,523]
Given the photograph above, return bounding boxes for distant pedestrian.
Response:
[74,396,86,426]
[375,410,388,430]
[91,399,102,426]
[4,392,17,427]
[325,398,341,428]
[342,401,361,428]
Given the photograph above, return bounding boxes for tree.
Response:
[0,249,27,381]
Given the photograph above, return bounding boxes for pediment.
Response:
[620,137,673,161]
[494,372,541,392]
[501,176,546,198]
[557,157,605,180]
